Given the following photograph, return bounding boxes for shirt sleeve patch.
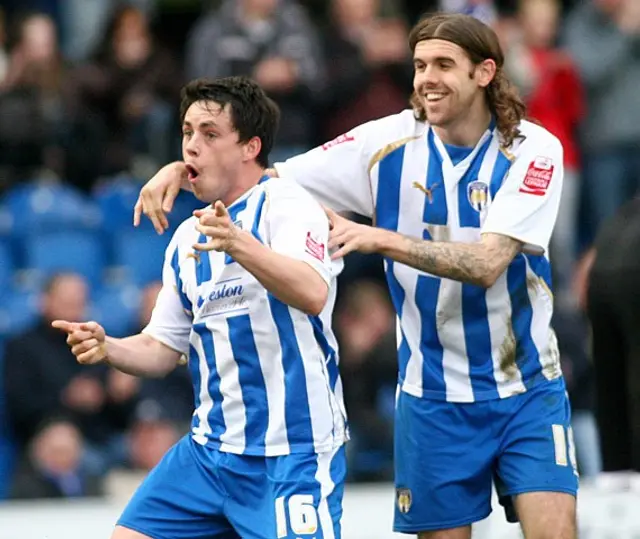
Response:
[519,156,554,196]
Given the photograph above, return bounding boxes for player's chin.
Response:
[424,110,449,127]
[191,185,210,203]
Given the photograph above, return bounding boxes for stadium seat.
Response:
[94,176,152,232]
[112,229,170,287]
[23,230,106,287]
[170,191,204,226]
[88,283,141,338]
[95,177,202,233]
[0,287,39,340]
[1,181,102,239]
[0,241,14,290]
[0,205,12,237]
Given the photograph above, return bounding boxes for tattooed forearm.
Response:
[407,239,495,286]
[379,231,522,288]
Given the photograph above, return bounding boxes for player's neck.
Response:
[219,165,265,207]
[433,105,493,148]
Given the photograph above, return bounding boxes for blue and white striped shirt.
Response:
[144,176,347,455]
[277,110,564,403]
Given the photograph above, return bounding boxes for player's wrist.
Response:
[225,228,253,257]
[374,228,398,255]
[98,342,111,365]
[175,162,192,192]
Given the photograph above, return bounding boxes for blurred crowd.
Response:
[0,0,638,501]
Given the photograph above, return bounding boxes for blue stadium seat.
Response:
[94,177,152,232]
[112,229,170,287]
[23,230,106,287]
[0,205,12,237]
[1,181,102,238]
[0,287,39,340]
[0,241,14,290]
[170,191,204,226]
[94,177,201,233]
[88,283,141,338]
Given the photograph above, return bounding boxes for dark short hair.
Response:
[180,76,280,168]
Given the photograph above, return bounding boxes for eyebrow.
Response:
[414,56,457,64]
[182,120,218,129]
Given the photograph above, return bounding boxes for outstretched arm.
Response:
[378,230,521,288]
[51,321,182,377]
[327,209,521,288]
[133,162,282,235]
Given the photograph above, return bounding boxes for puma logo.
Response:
[412,181,440,203]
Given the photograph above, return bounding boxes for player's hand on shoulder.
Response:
[133,161,186,234]
[193,201,240,253]
[51,320,107,365]
[325,207,384,259]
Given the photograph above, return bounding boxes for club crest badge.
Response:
[467,180,489,212]
[396,488,412,514]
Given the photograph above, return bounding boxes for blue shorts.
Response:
[393,379,579,533]
[118,435,346,539]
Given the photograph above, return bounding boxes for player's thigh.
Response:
[416,527,471,539]
[495,381,578,511]
[514,491,577,539]
[112,526,153,539]
[118,435,237,539]
[393,390,497,534]
[262,445,346,539]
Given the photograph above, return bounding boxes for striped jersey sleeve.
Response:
[265,179,338,286]
[274,110,421,217]
[481,133,564,255]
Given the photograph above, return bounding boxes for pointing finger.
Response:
[133,197,142,227]
[214,200,228,217]
[51,320,75,333]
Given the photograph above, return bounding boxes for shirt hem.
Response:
[190,433,348,456]
[400,375,564,402]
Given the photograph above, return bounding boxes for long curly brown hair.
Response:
[408,13,526,147]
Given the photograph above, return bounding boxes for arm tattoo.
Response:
[406,234,520,287]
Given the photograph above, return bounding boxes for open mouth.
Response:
[425,92,448,103]
[185,164,200,182]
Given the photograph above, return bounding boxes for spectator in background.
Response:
[67,4,182,187]
[0,9,9,83]
[10,418,104,499]
[186,0,325,161]
[504,0,585,306]
[319,0,412,142]
[564,0,640,244]
[336,280,397,482]
[552,307,602,479]
[582,198,640,489]
[3,273,138,477]
[128,281,193,471]
[0,11,68,188]
[59,0,156,62]
[439,0,497,26]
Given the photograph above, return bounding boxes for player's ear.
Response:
[243,136,262,163]
[475,59,496,88]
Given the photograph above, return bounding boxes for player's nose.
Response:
[184,136,199,157]
[417,65,440,87]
